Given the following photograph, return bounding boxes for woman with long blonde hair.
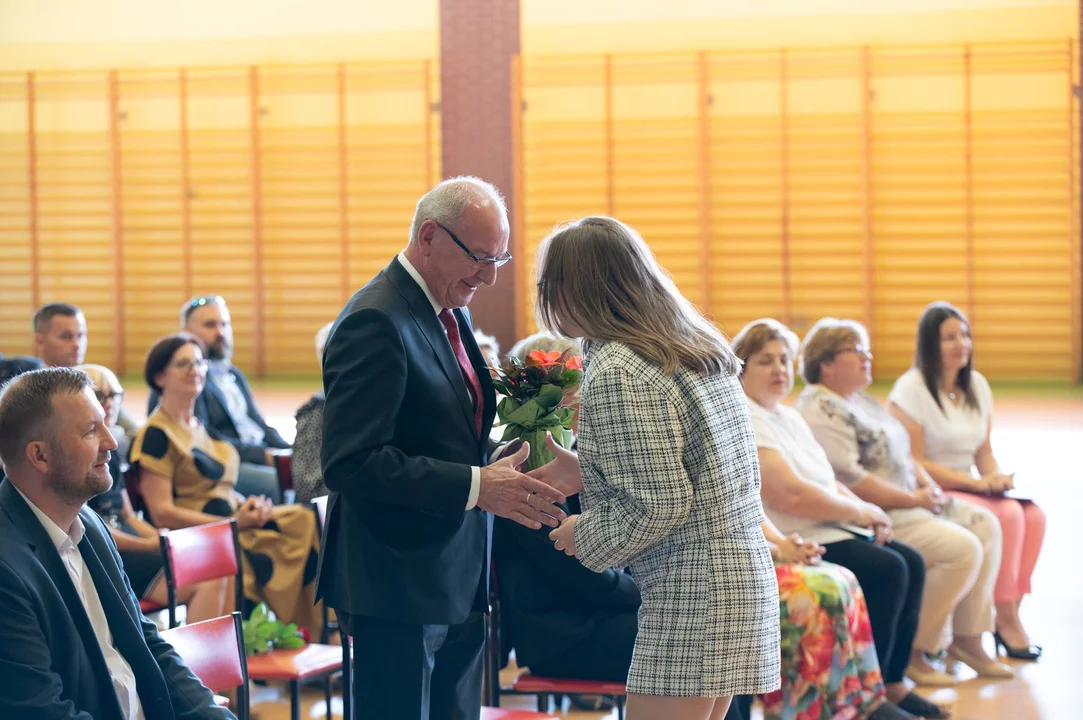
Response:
[537,217,781,720]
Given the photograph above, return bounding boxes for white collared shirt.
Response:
[14,486,145,720]
[397,251,482,510]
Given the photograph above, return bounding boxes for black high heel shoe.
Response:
[994,630,1042,661]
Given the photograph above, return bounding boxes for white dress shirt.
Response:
[397,251,482,510]
[14,486,145,720]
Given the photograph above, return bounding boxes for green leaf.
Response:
[281,635,306,650]
[535,383,563,410]
[505,399,541,426]
[495,396,522,424]
[249,602,270,625]
[500,424,525,443]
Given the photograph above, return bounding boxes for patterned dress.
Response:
[573,341,781,697]
[130,409,323,635]
[762,563,884,720]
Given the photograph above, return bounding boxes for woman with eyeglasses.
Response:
[888,302,1044,661]
[78,363,231,624]
[795,318,1010,694]
[128,334,322,634]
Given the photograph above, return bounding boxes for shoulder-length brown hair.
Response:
[535,216,738,376]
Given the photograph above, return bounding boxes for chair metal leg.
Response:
[536,693,547,712]
[616,695,626,720]
[289,680,301,720]
[324,675,333,720]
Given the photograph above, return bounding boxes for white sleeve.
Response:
[750,409,784,453]
[888,370,931,425]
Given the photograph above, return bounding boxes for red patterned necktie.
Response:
[438,309,484,437]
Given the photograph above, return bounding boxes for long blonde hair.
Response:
[535,216,737,376]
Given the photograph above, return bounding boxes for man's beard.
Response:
[207,338,231,361]
[46,456,113,506]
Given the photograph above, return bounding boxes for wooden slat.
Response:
[520,39,1077,381]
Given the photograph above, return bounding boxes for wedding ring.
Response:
[526,491,532,504]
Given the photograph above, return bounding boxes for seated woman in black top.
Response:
[80,364,230,623]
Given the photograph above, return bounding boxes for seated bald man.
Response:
[0,367,233,720]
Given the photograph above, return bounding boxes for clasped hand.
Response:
[476,442,567,530]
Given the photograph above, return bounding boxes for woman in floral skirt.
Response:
[762,518,921,720]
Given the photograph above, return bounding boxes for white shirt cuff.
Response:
[465,467,481,510]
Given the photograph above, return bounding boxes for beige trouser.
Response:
[890,498,1002,653]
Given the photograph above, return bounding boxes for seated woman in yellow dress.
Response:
[130,333,322,634]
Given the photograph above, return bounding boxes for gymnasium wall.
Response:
[0,0,1078,381]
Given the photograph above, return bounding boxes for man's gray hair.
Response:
[409,176,507,244]
[0,367,93,469]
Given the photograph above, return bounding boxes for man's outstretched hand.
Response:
[477,441,567,530]
[527,433,583,497]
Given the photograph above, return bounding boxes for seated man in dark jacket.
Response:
[149,295,289,502]
[493,495,639,684]
[0,367,233,719]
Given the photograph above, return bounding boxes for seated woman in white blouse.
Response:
[733,319,943,720]
[888,301,1044,661]
[796,317,1011,686]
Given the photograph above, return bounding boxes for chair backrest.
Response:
[161,612,249,720]
[159,518,244,628]
[273,451,293,492]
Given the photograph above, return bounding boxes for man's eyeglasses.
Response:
[433,221,512,269]
[172,358,209,373]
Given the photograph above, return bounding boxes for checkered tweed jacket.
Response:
[573,341,781,697]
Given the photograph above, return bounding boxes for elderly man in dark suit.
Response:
[318,176,572,720]
[0,367,232,720]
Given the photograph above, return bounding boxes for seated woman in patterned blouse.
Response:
[130,333,322,634]
[796,318,1011,688]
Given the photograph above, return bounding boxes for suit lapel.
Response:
[200,374,237,435]
[0,481,124,719]
[388,259,479,435]
[79,523,175,720]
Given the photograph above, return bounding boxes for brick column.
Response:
[440,0,521,352]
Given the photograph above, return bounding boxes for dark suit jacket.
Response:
[0,479,232,720]
[317,257,497,626]
[492,499,641,670]
[148,365,290,465]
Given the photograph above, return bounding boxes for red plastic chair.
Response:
[273,451,294,493]
[481,709,558,720]
[160,612,249,720]
[160,516,341,720]
[158,519,245,629]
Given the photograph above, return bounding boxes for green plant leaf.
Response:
[505,399,541,426]
[535,383,563,410]
[281,635,306,650]
[249,602,270,625]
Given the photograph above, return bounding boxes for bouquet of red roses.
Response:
[490,349,583,471]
